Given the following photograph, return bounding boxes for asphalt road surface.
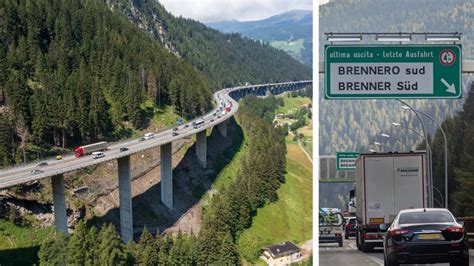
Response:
[0,80,312,189]
[319,238,474,266]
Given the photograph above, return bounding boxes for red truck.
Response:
[74,142,108,157]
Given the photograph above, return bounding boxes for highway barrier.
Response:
[458,217,474,249]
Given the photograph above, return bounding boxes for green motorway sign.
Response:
[336,152,359,170]
[325,45,462,99]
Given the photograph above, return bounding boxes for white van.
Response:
[144,133,155,140]
[92,152,105,159]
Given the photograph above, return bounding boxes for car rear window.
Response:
[348,218,356,224]
[398,211,454,224]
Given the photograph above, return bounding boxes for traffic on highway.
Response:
[0,81,311,189]
[320,152,472,265]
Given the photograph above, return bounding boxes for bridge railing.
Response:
[0,81,311,176]
[458,217,474,249]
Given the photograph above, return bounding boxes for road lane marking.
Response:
[348,242,383,265]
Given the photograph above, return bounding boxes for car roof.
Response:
[399,208,450,214]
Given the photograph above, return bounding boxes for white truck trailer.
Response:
[355,151,427,252]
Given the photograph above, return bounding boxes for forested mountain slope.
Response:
[0,0,212,166]
[433,84,474,215]
[319,0,474,154]
[208,10,313,67]
[106,0,312,88]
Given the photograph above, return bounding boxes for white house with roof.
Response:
[261,241,302,265]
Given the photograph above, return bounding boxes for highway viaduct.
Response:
[0,80,312,243]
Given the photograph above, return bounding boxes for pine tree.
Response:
[97,223,128,265]
[38,232,68,265]
[136,227,159,265]
[169,231,190,265]
[67,220,89,265]
[216,232,240,265]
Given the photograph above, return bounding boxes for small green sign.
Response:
[325,44,462,99]
[336,152,360,170]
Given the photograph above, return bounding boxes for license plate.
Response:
[417,233,443,240]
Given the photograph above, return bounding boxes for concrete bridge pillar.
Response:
[196,130,207,168]
[218,120,228,137]
[160,143,173,209]
[51,174,68,235]
[118,156,133,243]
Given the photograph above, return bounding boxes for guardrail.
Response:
[458,217,474,249]
[0,80,311,188]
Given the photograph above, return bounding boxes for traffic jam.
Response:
[319,152,471,266]
[28,95,235,176]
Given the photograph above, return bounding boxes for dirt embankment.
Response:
[2,119,242,239]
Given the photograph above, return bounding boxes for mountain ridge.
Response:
[207,9,313,66]
[107,0,312,87]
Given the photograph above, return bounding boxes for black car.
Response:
[210,119,214,122]
[384,208,469,266]
[120,147,129,152]
[139,137,145,142]
[173,127,178,131]
[172,132,179,136]
[36,162,48,167]
[344,217,357,239]
[184,124,189,128]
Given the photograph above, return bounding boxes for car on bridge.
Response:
[384,208,469,266]
[31,169,44,175]
[119,147,129,152]
[172,132,179,137]
[92,152,105,159]
[36,162,48,167]
[192,118,205,129]
[143,133,155,140]
[173,127,178,131]
[56,155,62,160]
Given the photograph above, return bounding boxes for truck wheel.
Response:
[338,239,343,247]
[361,239,372,253]
[356,231,361,250]
[345,232,349,239]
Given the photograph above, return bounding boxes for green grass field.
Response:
[237,135,313,262]
[276,96,312,115]
[0,219,55,264]
[202,120,247,206]
[270,39,305,54]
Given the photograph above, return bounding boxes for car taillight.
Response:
[346,224,352,228]
[363,233,379,239]
[390,229,409,236]
[446,226,464,233]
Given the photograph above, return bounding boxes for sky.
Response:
[158,0,312,23]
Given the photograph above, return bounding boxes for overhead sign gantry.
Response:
[324,33,462,99]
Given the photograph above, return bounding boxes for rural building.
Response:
[261,241,302,265]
